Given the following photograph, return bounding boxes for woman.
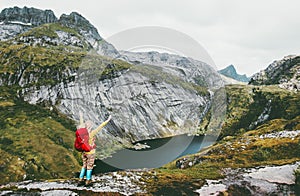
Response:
[77,112,111,185]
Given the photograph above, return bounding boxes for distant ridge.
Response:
[218,65,249,82]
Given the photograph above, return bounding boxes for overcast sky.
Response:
[1,0,300,76]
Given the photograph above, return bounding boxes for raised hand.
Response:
[106,115,112,122]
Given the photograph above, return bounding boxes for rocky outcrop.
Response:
[0,171,146,195]
[195,163,300,195]
[0,6,57,26]
[0,7,57,41]
[59,12,100,40]
[58,12,119,57]
[249,55,300,91]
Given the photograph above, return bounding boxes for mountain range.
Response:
[0,6,228,143]
[0,6,299,193]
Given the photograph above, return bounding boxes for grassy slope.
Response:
[221,84,300,138]
[144,84,300,194]
[0,86,81,184]
[0,31,85,185]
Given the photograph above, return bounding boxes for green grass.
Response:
[0,86,81,184]
[0,42,84,87]
[0,41,133,89]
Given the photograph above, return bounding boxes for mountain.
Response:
[165,84,300,195]
[0,6,119,57]
[249,55,300,91]
[0,6,226,183]
[1,7,299,192]
[218,65,249,83]
[0,7,225,146]
[120,50,224,88]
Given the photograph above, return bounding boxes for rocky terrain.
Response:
[249,55,300,91]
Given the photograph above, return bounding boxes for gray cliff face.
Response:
[0,22,31,41]
[249,55,300,91]
[22,64,211,142]
[18,50,225,143]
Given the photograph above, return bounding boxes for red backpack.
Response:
[74,128,95,152]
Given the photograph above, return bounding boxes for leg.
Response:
[79,167,86,180]
[79,153,88,179]
[85,153,95,184]
[86,153,95,171]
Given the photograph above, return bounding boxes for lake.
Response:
[94,134,216,173]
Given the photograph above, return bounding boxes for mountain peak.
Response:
[58,11,102,41]
[59,12,89,26]
[57,11,119,57]
[224,64,237,75]
[0,6,57,26]
[227,64,235,69]
[218,65,249,82]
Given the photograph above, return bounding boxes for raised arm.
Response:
[77,111,85,128]
[79,111,84,125]
[90,115,112,137]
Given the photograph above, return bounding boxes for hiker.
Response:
[77,112,111,185]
